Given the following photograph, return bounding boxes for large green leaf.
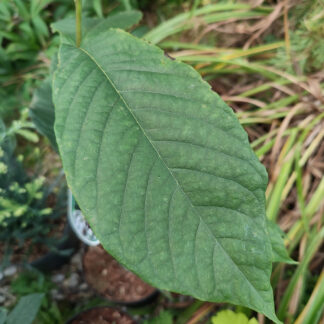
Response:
[53,29,279,322]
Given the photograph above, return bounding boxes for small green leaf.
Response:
[15,129,39,143]
[143,311,173,324]
[212,309,259,324]
[0,119,5,142]
[32,15,49,39]
[0,308,7,324]
[29,78,57,151]
[53,29,279,323]
[6,293,44,324]
[13,0,29,21]
[120,0,132,11]
[267,220,297,265]
[93,0,103,18]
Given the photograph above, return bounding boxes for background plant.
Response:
[0,119,67,270]
[0,292,44,324]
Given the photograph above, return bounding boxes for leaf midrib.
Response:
[72,43,269,307]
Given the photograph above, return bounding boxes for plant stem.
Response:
[74,0,82,47]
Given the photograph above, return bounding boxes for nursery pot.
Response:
[65,306,137,324]
[82,245,159,307]
[29,222,79,272]
[68,190,100,246]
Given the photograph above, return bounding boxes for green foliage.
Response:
[0,309,6,324]
[143,310,173,324]
[291,1,324,73]
[0,121,61,268]
[0,0,48,62]
[272,0,324,74]
[0,293,44,324]
[0,175,49,223]
[1,109,39,144]
[0,0,54,138]
[53,26,279,322]
[0,0,73,63]
[0,0,62,88]
[51,10,142,45]
[30,10,142,150]
[267,220,297,265]
[122,0,191,11]
[211,309,259,324]
[29,78,57,151]
[0,144,50,228]
[10,270,67,324]
[144,3,268,45]
[0,0,318,323]
[11,271,53,296]
[29,8,143,149]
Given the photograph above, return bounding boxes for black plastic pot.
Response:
[29,222,79,272]
[82,246,159,307]
[65,306,137,324]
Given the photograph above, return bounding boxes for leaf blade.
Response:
[53,29,279,323]
[6,293,44,324]
[267,220,297,265]
[29,78,57,151]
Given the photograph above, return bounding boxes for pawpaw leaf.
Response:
[267,220,297,265]
[53,29,280,323]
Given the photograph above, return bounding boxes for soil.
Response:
[70,308,135,324]
[83,246,156,303]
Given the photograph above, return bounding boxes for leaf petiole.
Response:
[74,0,82,47]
